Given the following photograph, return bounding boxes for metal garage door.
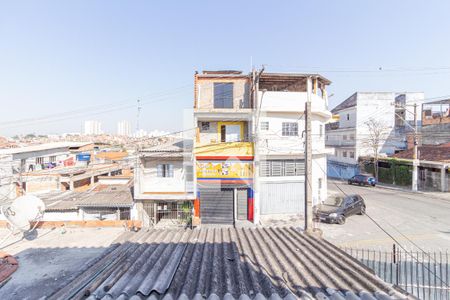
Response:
[260,181,304,215]
[200,188,234,225]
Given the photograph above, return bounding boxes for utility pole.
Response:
[412,103,418,192]
[304,77,313,232]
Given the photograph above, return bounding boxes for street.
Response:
[320,180,450,251]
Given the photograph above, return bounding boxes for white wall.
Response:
[257,113,326,155]
[139,158,186,193]
[337,107,357,128]
[259,91,328,113]
[356,93,396,158]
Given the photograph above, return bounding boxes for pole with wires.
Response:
[304,76,313,232]
[412,103,418,192]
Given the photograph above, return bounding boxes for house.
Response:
[0,183,134,224]
[255,73,332,220]
[20,163,122,193]
[420,98,450,145]
[0,142,93,199]
[192,70,333,225]
[193,70,254,225]
[326,92,424,179]
[134,139,195,227]
[388,143,450,192]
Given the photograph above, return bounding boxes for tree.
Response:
[362,118,390,180]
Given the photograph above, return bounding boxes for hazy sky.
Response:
[1,1,450,136]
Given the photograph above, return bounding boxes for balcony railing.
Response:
[194,141,254,157]
[325,139,356,147]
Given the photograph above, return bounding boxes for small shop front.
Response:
[195,157,254,225]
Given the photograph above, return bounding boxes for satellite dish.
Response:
[1,195,46,233]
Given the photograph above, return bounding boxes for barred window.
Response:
[282,122,298,136]
[157,164,174,177]
[259,160,305,177]
[260,121,269,131]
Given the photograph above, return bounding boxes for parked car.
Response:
[348,175,376,186]
[314,194,366,225]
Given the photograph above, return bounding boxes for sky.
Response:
[1,0,450,137]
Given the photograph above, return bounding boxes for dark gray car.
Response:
[314,194,366,225]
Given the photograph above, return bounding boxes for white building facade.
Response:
[326,92,424,179]
[254,73,332,223]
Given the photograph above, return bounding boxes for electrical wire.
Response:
[313,159,450,289]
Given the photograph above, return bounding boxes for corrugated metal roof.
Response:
[48,227,409,300]
[76,186,133,208]
[40,185,133,211]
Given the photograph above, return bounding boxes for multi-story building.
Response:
[117,120,132,136]
[134,139,195,227]
[326,92,424,179]
[255,73,332,222]
[84,120,102,135]
[193,70,254,225]
[192,70,332,225]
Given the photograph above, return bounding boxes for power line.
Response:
[313,159,450,289]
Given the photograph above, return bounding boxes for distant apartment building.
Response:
[117,120,132,136]
[84,120,102,135]
[326,92,424,179]
[191,70,332,226]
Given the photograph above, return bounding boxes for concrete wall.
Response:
[421,123,450,145]
[139,158,186,193]
[24,176,60,193]
[43,211,81,221]
[257,110,328,155]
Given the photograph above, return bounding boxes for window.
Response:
[260,121,269,131]
[347,114,350,121]
[343,135,347,140]
[260,160,305,177]
[350,134,355,140]
[36,157,44,164]
[201,122,210,131]
[349,151,355,158]
[49,156,56,163]
[343,151,347,158]
[214,83,233,108]
[282,122,298,136]
[157,164,174,177]
[220,124,241,142]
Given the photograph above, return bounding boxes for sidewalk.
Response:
[375,182,450,201]
[328,178,450,202]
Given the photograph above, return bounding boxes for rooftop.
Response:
[391,143,450,163]
[0,142,92,155]
[39,184,133,211]
[140,139,193,158]
[48,227,407,300]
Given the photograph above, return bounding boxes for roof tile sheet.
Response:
[48,227,409,300]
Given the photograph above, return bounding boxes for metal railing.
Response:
[143,201,193,228]
[342,246,450,300]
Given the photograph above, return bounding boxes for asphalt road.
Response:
[320,181,450,251]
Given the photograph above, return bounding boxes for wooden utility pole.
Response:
[304,77,313,232]
[412,103,418,191]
